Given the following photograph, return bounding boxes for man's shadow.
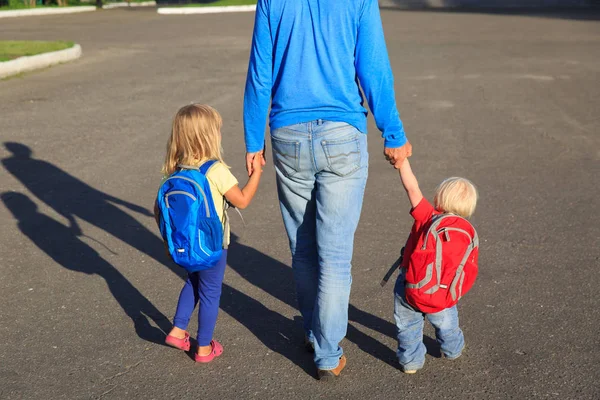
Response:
[1,192,171,344]
[2,142,174,273]
[227,233,441,368]
[218,282,315,375]
[0,143,317,373]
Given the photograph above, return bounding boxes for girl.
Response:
[156,104,263,363]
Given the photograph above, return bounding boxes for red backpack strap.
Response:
[405,215,452,293]
[449,223,479,301]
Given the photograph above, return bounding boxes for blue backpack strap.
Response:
[199,160,218,175]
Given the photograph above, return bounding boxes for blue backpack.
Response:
[156,160,223,272]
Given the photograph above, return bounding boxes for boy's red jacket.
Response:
[402,198,479,313]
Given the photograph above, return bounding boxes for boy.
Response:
[394,159,479,374]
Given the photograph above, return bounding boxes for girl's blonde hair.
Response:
[433,177,478,218]
[162,104,226,176]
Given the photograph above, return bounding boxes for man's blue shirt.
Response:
[244,0,407,153]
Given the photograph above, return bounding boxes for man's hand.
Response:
[246,151,266,176]
[384,142,412,169]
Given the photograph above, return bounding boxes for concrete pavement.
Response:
[0,8,599,399]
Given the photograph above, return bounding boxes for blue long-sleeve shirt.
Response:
[243,0,407,153]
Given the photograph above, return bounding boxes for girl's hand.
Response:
[250,152,264,176]
[246,151,266,176]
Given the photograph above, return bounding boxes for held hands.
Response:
[384,141,413,169]
[246,151,266,176]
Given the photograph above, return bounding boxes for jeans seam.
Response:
[434,323,461,336]
[309,131,318,172]
[273,128,309,136]
[272,138,301,178]
[398,336,424,346]
[314,124,356,136]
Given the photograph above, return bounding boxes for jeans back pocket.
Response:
[321,135,361,177]
[272,137,300,178]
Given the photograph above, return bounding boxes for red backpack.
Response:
[404,214,479,314]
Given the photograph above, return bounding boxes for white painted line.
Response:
[0,44,82,79]
[0,6,96,18]
[103,1,156,9]
[157,4,256,14]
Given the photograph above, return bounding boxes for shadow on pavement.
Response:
[1,142,317,374]
[219,282,316,376]
[227,233,442,369]
[1,142,437,374]
[1,142,176,274]
[1,191,171,345]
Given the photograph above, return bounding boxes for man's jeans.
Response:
[271,120,368,370]
[394,272,465,371]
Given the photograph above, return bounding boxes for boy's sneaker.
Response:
[317,355,347,381]
[401,367,418,374]
[443,352,462,360]
[443,346,464,360]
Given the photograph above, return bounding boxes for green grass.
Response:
[0,0,87,10]
[0,41,74,62]
[178,0,256,7]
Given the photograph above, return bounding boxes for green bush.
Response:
[6,0,31,9]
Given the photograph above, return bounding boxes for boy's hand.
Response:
[384,142,413,169]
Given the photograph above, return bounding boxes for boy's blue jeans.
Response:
[271,120,368,370]
[394,271,465,371]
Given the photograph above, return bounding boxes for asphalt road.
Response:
[0,7,599,400]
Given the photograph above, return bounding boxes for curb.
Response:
[103,1,156,9]
[0,44,82,79]
[0,6,95,18]
[157,4,256,14]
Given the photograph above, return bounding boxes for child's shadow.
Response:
[1,142,171,271]
[2,192,171,345]
[227,233,441,370]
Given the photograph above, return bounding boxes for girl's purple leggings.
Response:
[172,250,227,346]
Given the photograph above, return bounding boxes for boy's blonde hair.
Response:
[433,177,478,218]
[162,104,226,176]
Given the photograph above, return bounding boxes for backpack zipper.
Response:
[197,230,212,257]
[439,227,472,243]
[164,191,196,208]
[165,176,210,217]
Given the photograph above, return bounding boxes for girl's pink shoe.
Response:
[165,332,191,351]
[194,340,223,363]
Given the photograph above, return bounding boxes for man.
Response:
[243,0,411,380]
